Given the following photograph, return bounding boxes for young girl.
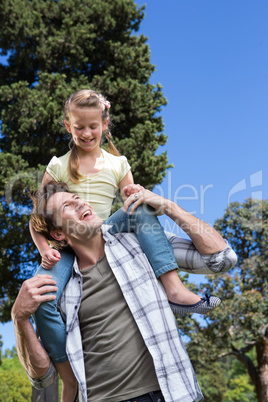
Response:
[31,89,220,401]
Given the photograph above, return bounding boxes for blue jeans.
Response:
[120,390,165,402]
[33,249,75,363]
[105,204,177,277]
[33,204,178,363]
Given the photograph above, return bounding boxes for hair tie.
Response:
[105,130,112,141]
[100,99,111,109]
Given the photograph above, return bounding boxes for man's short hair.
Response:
[31,181,71,250]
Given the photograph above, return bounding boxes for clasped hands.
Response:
[122,184,168,216]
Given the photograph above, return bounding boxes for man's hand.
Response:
[11,275,58,323]
[41,248,61,270]
[123,189,169,216]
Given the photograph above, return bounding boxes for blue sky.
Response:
[1,0,267,352]
[135,0,267,229]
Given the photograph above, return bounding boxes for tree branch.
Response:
[230,344,258,386]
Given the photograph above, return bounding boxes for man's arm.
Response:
[11,275,58,378]
[160,198,226,254]
[123,189,237,274]
[123,189,226,254]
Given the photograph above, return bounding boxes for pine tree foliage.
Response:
[0,0,170,320]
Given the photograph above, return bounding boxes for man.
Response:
[12,181,237,402]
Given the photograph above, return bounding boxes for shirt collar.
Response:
[101,223,113,235]
[72,223,113,274]
[73,256,81,276]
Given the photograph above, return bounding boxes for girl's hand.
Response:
[123,189,168,216]
[41,248,61,270]
[123,184,145,198]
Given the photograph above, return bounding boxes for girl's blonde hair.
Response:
[64,89,120,183]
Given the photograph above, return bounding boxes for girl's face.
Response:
[65,107,108,153]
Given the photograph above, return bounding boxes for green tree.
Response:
[0,354,32,401]
[194,361,228,401]
[222,352,257,401]
[223,375,256,402]
[0,0,170,320]
[188,344,257,401]
[179,199,268,402]
[0,334,2,365]
[3,346,18,359]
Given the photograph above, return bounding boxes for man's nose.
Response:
[75,199,84,210]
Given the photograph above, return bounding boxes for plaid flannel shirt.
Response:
[30,225,237,402]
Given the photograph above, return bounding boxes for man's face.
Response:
[47,192,103,241]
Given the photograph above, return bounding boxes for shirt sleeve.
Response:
[165,232,237,274]
[117,155,131,183]
[27,361,58,390]
[46,156,64,181]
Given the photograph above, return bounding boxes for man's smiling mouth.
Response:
[80,210,92,220]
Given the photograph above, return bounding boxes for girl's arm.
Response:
[119,170,134,201]
[29,171,61,269]
[29,221,61,269]
[42,171,54,186]
[119,171,146,201]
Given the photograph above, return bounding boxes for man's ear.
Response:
[50,229,66,241]
[64,121,71,133]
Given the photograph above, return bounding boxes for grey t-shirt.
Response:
[79,254,160,402]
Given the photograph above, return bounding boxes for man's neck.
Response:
[70,229,105,270]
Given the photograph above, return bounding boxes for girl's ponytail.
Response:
[68,144,83,184]
[105,130,121,157]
